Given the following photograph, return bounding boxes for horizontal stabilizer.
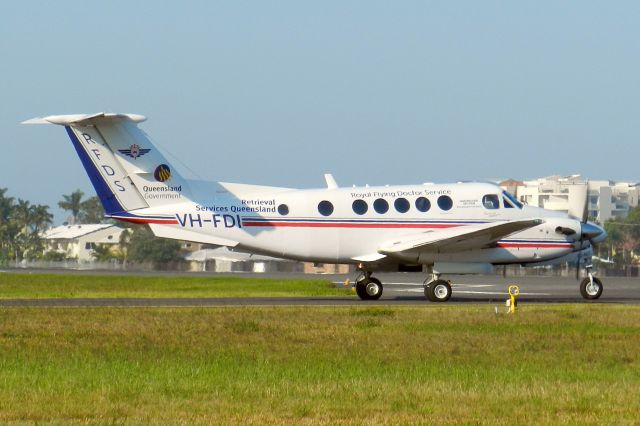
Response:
[149,224,239,247]
[22,113,146,126]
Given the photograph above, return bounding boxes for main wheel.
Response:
[355,279,369,300]
[580,277,603,300]
[425,279,452,302]
[355,277,383,300]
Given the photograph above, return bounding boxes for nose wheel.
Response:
[580,276,603,300]
[579,266,603,300]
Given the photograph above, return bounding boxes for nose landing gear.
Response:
[579,265,603,300]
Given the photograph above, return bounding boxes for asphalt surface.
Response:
[1,271,639,307]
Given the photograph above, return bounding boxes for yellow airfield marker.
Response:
[507,285,520,314]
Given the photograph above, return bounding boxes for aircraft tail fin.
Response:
[23,113,190,218]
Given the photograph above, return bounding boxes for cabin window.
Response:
[352,199,368,215]
[415,197,431,212]
[394,198,410,213]
[437,195,453,211]
[318,200,334,216]
[482,194,500,209]
[373,198,389,214]
[277,204,289,216]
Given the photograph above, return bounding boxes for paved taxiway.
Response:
[1,272,639,307]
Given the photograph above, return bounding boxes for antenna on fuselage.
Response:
[324,173,338,189]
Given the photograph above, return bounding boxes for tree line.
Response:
[601,206,640,268]
[1,188,53,261]
[1,188,183,267]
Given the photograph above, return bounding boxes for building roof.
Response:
[499,179,524,187]
[43,224,118,240]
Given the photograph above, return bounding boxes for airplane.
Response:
[24,113,607,302]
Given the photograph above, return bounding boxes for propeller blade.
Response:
[567,183,589,222]
[581,185,589,223]
[575,242,581,280]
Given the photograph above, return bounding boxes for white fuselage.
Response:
[134,181,582,266]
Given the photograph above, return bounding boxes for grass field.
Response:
[0,273,349,298]
[1,304,639,424]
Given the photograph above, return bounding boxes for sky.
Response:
[1,1,639,224]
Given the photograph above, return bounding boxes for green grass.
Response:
[0,273,350,298]
[1,305,639,424]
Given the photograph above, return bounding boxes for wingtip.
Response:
[21,117,50,125]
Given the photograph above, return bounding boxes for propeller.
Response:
[567,181,606,279]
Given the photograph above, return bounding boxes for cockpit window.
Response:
[502,191,523,209]
[482,194,500,209]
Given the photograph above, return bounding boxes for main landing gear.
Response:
[354,272,383,300]
[423,266,452,302]
[354,266,453,302]
[423,278,452,302]
[579,265,603,300]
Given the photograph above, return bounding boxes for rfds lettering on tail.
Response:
[24,112,607,302]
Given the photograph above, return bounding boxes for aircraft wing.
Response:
[378,219,543,256]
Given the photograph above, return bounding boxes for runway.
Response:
[1,273,639,307]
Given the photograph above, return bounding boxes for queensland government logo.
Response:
[118,144,150,159]
[154,164,171,182]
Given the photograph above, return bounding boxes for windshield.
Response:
[502,191,523,209]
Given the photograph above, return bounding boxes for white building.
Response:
[185,247,301,273]
[43,224,125,261]
[500,175,640,223]
[587,180,640,222]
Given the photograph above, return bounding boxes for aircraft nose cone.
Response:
[582,222,606,242]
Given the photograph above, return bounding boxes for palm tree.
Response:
[0,188,16,260]
[0,190,53,262]
[58,190,84,224]
[12,199,32,261]
[78,196,106,223]
[25,204,53,260]
[11,200,53,260]
[14,199,31,226]
[30,204,53,234]
[119,228,131,267]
